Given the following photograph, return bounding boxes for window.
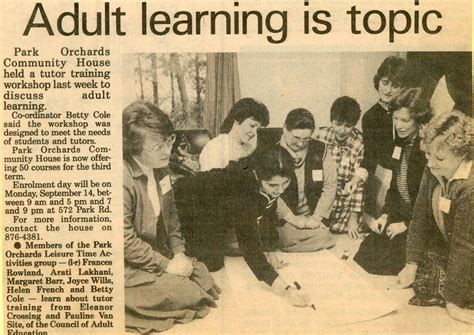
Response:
[125,53,207,129]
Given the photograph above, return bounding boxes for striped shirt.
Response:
[314,127,364,232]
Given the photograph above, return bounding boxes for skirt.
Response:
[125,262,217,333]
[409,251,448,307]
[354,230,407,275]
[276,223,335,253]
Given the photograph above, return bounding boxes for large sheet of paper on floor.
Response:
[223,250,398,333]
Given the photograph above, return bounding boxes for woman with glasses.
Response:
[122,101,220,333]
[199,97,269,171]
[397,111,473,324]
[275,108,337,252]
[354,88,432,275]
[175,146,311,307]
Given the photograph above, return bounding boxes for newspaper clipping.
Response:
[1,0,472,334]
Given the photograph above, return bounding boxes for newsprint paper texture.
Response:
[1,0,472,334]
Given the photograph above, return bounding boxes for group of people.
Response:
[123,56,473,333]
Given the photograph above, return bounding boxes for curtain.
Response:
[203,53,241,138]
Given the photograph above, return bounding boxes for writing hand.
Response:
[284,287,310,307]
[266,252,289,270]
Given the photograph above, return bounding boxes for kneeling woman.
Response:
[398,111,473,324]
[175,146,310,307]
[354,88,432,275]
[123,101,220,333]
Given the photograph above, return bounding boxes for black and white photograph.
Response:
[120,52,473,333]
[1,0,472,334]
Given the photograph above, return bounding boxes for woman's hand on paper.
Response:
[446,302,474,324]
[271,277,310,307]
[396,263,418,289]
[284,287,310,307]
[266,252,289,270]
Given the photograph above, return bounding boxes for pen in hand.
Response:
[294,281,316,311]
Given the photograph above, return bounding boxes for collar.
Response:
[329,127,358,148]
[133,156,154,178]
[279,134,309,167]
[259,189,278,208]
[449,159,472,182]
[126,157,146,178]
[317,127,360,151]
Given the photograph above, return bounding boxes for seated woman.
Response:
[199,97,269,171]
[354,88,432,275]
[122,101,220,333]
[275,108,336,252]
[175,146,311,307]
[397,111,473,324]
[314,96,364,239]
[199,97,270,253]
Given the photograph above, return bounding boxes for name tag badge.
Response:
[439,197,451,214]
[159,175,172,195]
[392,146,402,160]
[312,169,323,181]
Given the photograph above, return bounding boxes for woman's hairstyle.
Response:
[284,108,315,131]
[330,96,361,127]
[122,101,174,158]
[373,56,408,90]
[220,98,270,134]
[420,110,472,159]
[254,146,294,181]
[389,87,432,125]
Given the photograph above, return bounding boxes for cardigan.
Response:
[279,139,337,219]
[123,158,186,288]
[361,102,395,175]
[406,162,474,308]
[174,160,280,286]
[314,126,365,231]
[383,135,426,225]
[199,133,256,171]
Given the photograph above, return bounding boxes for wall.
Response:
[238,52,453,128]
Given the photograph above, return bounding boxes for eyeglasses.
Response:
[143,134,176,153]
[288,134,311,145]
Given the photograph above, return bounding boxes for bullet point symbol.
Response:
[14,242,21,249]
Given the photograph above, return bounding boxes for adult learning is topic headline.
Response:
[22,1,443,44]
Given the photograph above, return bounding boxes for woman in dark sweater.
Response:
[346,57,409,215]
[397,111,473,324]
[354,88,432,275]
[174,146,311,307]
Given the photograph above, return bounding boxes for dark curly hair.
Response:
[373,56,408,90]
[330,96,361,127]
[122,101,174,158]
[389,87,432,125]
[284,108,315,131]
[220,98,270,134]
[254,146,294,181]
